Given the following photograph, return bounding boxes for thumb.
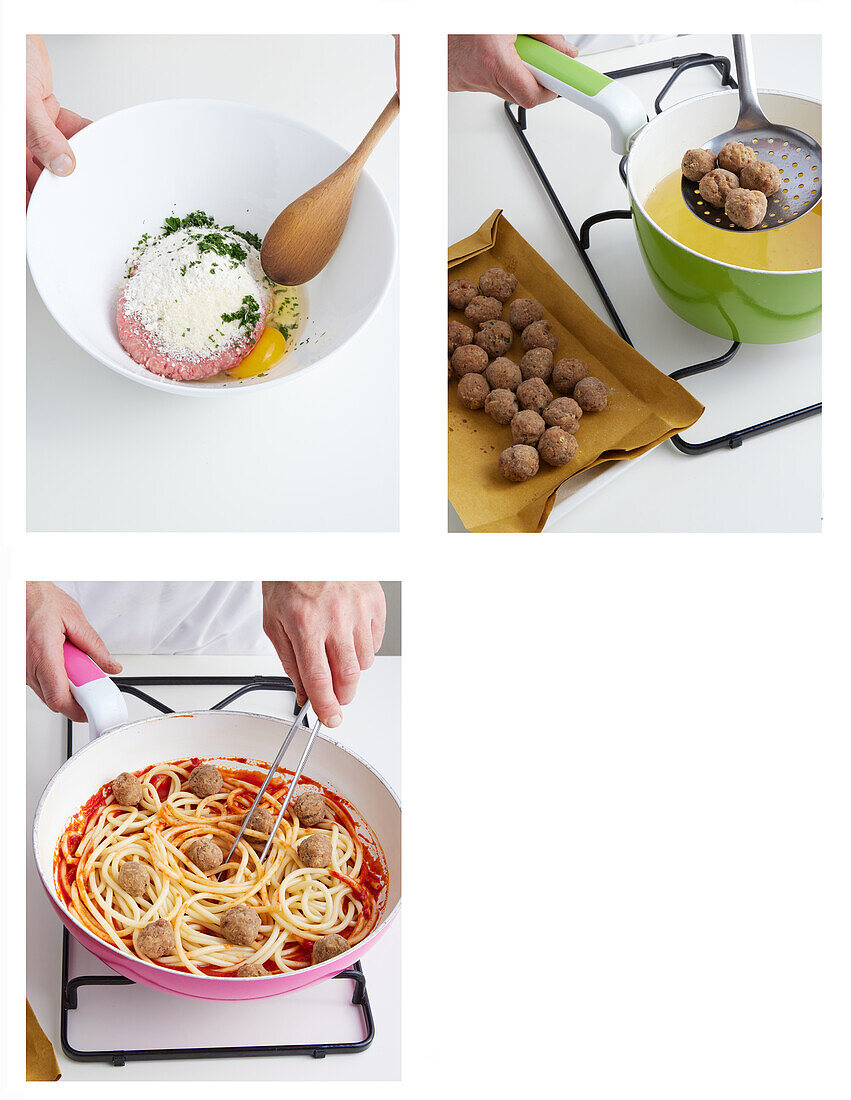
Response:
[64,618,123,675]
[26,96,75,177]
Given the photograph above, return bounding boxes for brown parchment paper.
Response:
[448,212,705,533]
[26,1000,61,1081]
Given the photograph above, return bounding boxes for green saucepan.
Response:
[515,36,821,344]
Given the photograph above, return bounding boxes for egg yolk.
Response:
[227,326,287,379]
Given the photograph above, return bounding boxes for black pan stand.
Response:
[503,50,821,453]
[59,675,375,1066]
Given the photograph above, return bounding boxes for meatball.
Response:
[312,933,349,965]
[519,347,553,382]
[484,388,519,425]
[448,278,478,310]
[484,357,522,392]
[574,376,609,412]
[698,168,739,208]
[112,772,142,807]
[246,806,277,836]
[725,187,768,230]
[520,320,558,353]
[186,836,224,873]
[451,344,488,378]
[187,764,223,798]
[448,320,474,355]
[137,919,174,959]
[552,357,591,395]
[498,444,539,483]
[291,790,327,827]
[717,141,757,175]
[298,833,334,868]
[508,298,544,332]
[221,905,262,947]
[543,397,581,433]
[237,961,268,977]
[511,410,546,446]
[457,373,490,410]
[538,427,578,467]
[681,147,717,182]
[117,861,149,898]
[739,159,782,196]
[474,320,513,358]
[516,377,553,414]
[478,267,518,302]
[464,295,503,325]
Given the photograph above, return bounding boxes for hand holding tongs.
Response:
[219,701,323,875]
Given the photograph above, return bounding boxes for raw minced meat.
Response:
[117,212,272,381]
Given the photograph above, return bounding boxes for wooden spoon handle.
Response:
[347,93,400,172]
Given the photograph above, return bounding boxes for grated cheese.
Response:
[122,223,271,362]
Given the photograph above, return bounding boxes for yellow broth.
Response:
[643,168,821,272]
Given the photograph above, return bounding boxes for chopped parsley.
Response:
[194,232,245,262]
[158,212,260,259]
[223,225,263,251]
[162,210,216,236]
[221,295,261,337]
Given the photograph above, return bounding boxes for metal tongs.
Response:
[218,701,322,875]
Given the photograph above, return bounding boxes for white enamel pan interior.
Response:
[33,710,401,1001]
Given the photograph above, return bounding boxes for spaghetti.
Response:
[54,759,387,977]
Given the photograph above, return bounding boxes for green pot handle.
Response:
[514,35,647,155]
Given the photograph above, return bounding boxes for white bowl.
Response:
[26,99,396,395]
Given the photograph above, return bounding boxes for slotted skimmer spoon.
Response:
[681,35,822,233]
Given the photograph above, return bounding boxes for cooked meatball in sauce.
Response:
[291,790,327,827]
[137,919,175,959]
[312,933,350,965]
[297,833,333,869]
[220,905,262,947]
[112,772,143,807]
[188,764,223,798]
[117,861,149,897]
[237,961,268,977]
[186,836,224,873]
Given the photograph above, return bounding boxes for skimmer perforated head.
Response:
[682,36,821,233]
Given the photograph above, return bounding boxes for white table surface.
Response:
[448,34,821,532]
[26,653,400,1080]
[27,35,399,532]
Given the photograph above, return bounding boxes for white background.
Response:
[3,4,850,1100]
[449,34,822,532]
[26,34,400,533]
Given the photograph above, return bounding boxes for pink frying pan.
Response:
[32,644,401,1002]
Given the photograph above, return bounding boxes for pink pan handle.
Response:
[62,641,128,739]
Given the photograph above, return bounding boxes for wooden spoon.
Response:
[261,93,399,285]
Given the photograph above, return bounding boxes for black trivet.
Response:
[503,50,821,453]
[59,675,375,1065]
